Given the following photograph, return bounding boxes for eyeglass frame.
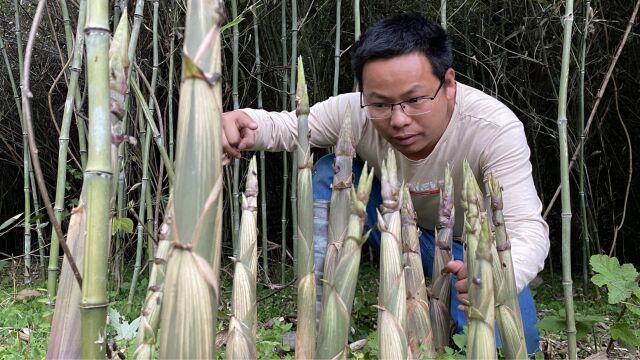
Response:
[359,79,445,119]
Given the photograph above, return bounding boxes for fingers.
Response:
[456,278,469,312]
[445,260,470,313]
[445,260,467,279]
[222,111,257,159]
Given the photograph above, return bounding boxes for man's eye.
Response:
[371,103,388,109]
[405,97,424,104]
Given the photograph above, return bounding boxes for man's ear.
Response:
[444,68,456,100]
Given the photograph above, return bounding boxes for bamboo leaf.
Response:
[0,213,23,232]
[221,17,244,32]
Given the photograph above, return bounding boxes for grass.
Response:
[1,257,639,359]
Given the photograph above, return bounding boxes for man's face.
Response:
[361,52,456,160]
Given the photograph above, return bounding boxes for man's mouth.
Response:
[394,134,417,146]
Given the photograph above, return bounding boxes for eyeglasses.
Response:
[360,80,444,119]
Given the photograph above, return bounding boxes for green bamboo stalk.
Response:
[130,76,174,183]
[113,2,121,31]
[322,106,354,300]
[134,222,171,360]
[401,187,434,358]
[557,1,577,358]
[250,3,270,283]
[44,0,87,302]
[59,0,74,61]
[231,0,241,252]
[58,0,88,169]
[29,169,46,273]
[127,0,160,311]
[168,1,178,162]
[2,33,44,276]
[578,0,591,291]
[13,0,23,80]
[227,157,259,359]
[290,0,299,273]
[466,212,496,360]
[332,0,341,96]
[440,0,447,31]
[146,173,155,264]
[127,103,151,312]
[377,149,409,359]
[22,82,32,284]
[0,30,30,282]
[294,57,316,359]
[316,163,374,359]
[158,0,224,357]
[45,8,93,357]
[80,0,118,356]
[488,173,527,359]
[280,0,289,283]
[12,0,31,284]
[354,0,360,40]
[430,165,454,353]
[115,0,145,291]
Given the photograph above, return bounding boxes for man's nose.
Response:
[389,104,412,128]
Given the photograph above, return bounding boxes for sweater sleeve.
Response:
[480,120,550,293]
[238,92,364,151]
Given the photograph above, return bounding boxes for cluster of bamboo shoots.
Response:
[43,0,529,357]
[131,45,528,358]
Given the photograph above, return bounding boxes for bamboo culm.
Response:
[127,0,160,311]
[80,0,117,356]
[280,0,289,284]
[231,0,241,253]
[557,1,577,358]
[289,0,299,274]
[578,0,592,291]
[45,0,87,302]
[251,3,270,283]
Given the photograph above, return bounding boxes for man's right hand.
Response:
[222,111,258,159]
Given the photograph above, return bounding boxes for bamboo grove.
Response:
[2,0,640,359]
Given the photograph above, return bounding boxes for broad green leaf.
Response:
[590,255,639,304]
[537,312,604,341]
[0,213,23,232]
[627,302,640,316]
[535,315,565,334]
[452,325,468,349]
[112,217,134,236]
[611,322,640,346]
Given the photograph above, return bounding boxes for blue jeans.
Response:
[312,153,540,355]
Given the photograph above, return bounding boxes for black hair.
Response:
[351,14,453,88]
